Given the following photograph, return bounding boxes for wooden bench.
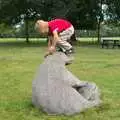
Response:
[101,38,120,48]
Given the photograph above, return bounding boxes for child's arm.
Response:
[51,31,59,47]
[47,31,60,53]
[44,36,54,58]
[44,31,60,57]
[47,36,52,48]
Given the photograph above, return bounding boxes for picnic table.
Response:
[101,37,120,48]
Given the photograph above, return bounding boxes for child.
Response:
[35,18,75,57]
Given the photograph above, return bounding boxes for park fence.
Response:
[0,27,120,39]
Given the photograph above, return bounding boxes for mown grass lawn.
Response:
[0,38,120,120]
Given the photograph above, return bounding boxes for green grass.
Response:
[0,38,120,120]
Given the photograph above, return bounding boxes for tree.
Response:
[29,0,100,29]
[0,0,39,42]
[104,0,120,21]
[0,0,119,42]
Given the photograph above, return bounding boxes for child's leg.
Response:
[56,26,75,65]
[57,26,74,54]
[57,39,72,52]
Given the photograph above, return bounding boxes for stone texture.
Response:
[32,52,101,115]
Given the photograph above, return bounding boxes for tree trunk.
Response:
[25,17,29,43]
[97,20,101,43]
[97,0,102,43]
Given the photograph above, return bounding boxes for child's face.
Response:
[38,26,48,36]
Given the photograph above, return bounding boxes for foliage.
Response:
[0,0,101,29]
[29,0,100,29]
[0,0,120,38]
[14,21,40,38]
[0,23,16,38]
[100,22,120,37]
[102,0,120,21]
[0,0,39,24]
[0,23,12,33]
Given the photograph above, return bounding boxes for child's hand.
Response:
[48,46,56,53]
[44,46,56,58]
[44,52,50,58]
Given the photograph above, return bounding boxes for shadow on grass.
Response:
[78,41,100,47]
[0,39,100,48]
[0,40,47,48]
